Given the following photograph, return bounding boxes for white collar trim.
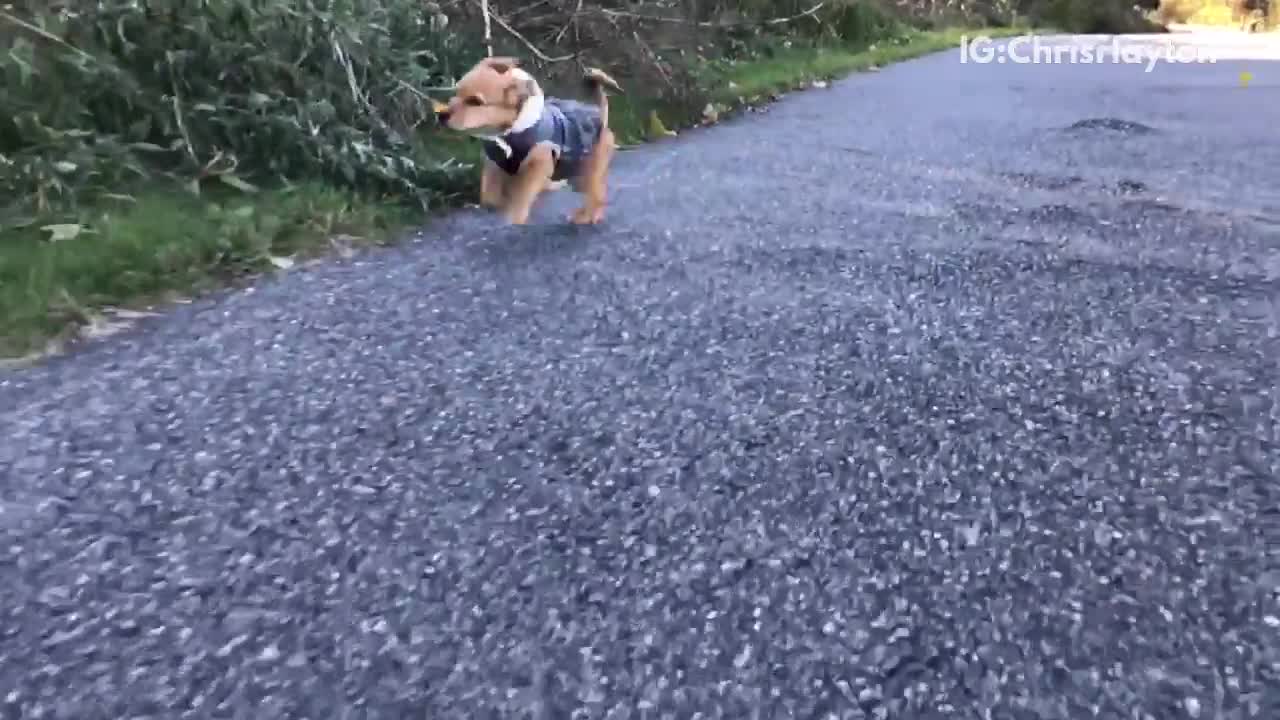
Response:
[507,69,544,133]
[507,93,545,133]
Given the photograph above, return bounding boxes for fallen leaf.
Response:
[79,315,133,340]
[219,174,259,193]
[41,223,84,242]
[108,308,160,320]
[646,109,676,139]
[330,234,361,258]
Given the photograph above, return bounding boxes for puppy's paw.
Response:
[569,206,605,225]
[503,208,531,225]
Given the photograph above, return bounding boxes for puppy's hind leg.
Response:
[569,128,616,225]
[569,67,620,225]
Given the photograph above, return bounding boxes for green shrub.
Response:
[1027,0,1165,32]
[1232,0,1280,30]
[1,0,479,230]
[1156,0,1206,23]
[825,1,907,46]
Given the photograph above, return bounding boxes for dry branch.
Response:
[597,2,825,28]
[472,0,576,62]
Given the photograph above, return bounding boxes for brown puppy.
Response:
[435,57,620,225]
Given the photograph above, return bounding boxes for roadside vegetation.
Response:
[1,0,1167,358]
[1155,0,1277,29]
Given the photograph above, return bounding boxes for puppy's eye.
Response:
[465,97,484,107]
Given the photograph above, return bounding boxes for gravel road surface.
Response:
[2,32,1278,719]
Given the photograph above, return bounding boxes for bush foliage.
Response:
[0,0,1174,355]
[1,0,480,230]
[1,0,1164,233]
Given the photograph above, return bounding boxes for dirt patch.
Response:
[1110,179,1149,195]
[950,201,1011,226]
[1117,197,1187,215]
[1001,172,1086,191]
[1025,203,1095,226]
[997,172,1150,199]
[1064,118,1158,134]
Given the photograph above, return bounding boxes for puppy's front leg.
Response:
[502,143,557,225]
[479,159,507,209]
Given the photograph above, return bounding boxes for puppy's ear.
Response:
[504,76,539,107]
[481,56,520,74]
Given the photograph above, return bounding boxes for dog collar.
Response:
[473,134,513,158]
[469,89,545,159]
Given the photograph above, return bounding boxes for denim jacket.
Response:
[482,98,602,181]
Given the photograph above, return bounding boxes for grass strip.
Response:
[0,26,1035,360]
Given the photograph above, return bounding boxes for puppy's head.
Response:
[435,57,541,134]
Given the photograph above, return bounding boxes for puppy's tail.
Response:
[582,67,621,128]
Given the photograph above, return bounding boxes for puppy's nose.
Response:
[430,98,451,126]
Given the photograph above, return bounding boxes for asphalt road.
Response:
[2,32,1278,719]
